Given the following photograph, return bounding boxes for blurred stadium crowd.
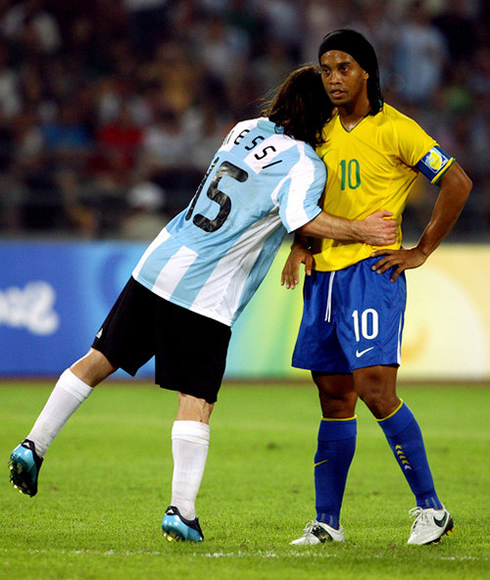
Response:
[0,0,488,241]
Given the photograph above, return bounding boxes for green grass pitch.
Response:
[1,381,489,579]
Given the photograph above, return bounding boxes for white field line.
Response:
[0,548,487,562]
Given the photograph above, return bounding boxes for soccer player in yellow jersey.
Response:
[283,29,473,546]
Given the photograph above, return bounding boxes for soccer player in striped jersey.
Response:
[283,29,472,547]
[8,65,397,542]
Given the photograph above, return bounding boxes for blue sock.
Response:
[377,402,442,509]
[315,417,357,529]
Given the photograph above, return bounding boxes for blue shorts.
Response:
[292,257,407,373]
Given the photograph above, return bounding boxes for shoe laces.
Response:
[409,507,431,527]
[302,520,319,534]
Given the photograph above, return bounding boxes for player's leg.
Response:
[9,348,116,497]
[162,393,214,543]
[171,392,213,519]
[9,277,155,497]
[27,348,116,455]
[291,271,355,544]
[292,373,356,545]
[318,373,358,535]
[156,300,231,542]
[340,258,452,544]
[354,364,452,544]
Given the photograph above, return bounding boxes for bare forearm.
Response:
[417,201,463,257]
[416,163,472,257]
[297,211,360,241]
[297,209,397,246]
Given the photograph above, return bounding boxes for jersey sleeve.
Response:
[393,112,455,184]
[274,143,325,233]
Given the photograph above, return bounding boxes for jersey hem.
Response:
[132,275,233,327]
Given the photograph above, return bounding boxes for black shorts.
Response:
[92,277,231,404]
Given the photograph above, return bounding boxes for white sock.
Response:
[170,420,210,521]
[26,369,93,457]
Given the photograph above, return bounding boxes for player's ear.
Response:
[363,70,369,81]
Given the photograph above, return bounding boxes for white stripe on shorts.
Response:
[397,313,403,364]
[325,271,336,323]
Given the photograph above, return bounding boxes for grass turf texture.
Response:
[0,382,488,579]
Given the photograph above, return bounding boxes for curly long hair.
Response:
[261,65,333,148]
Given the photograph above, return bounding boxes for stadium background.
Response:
[0,0,489,381]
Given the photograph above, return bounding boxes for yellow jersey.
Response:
[313,103,454,271]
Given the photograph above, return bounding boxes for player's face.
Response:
[320,50,369,109]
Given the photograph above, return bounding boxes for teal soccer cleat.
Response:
[162,506,204,542]
[9,439,43,497]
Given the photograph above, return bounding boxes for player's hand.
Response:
[281,246,314,289]
[371,247,428,282]
[357,211,397,246]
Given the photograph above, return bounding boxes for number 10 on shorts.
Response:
[352,309,379,341]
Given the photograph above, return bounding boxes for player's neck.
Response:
[337,96,371,131]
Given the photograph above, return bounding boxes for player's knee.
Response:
[355,367,397,418]
[319,391,357,418]
[70,348,116,387]
[358,389,387,417]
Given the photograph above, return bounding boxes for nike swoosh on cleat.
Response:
[355,347,374,358]
[434,514,448,528]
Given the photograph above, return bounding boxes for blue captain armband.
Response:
[416,146,454,184]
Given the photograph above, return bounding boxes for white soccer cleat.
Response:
[290,520,345,545]
[407,505,454,545]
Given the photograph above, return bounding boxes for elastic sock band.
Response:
[322,416,357,422]
[318,416,357,441]
[377,402,415,438]
[172,421,210,445]
[59,369,93,402]
[376,400,404,422]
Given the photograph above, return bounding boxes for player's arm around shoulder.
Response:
[372,161,472,282]
[280,211,398,290]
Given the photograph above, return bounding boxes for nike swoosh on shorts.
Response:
[355,347,374,358]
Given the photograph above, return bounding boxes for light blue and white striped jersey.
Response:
[133,117,325,326]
